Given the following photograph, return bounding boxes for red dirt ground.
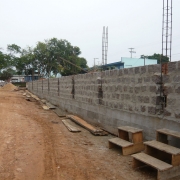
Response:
[0,87,179,180]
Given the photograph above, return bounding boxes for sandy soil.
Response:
[0,88,179,180]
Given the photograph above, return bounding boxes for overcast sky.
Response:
[0,0,180,66]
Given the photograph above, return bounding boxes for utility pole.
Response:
[141,55,148,66]
[129,48,136,58]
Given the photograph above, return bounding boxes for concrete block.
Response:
[178,61,180,70]
[135,67,140,74]
[141,106,146,112]
[163,75,170,83]
[140,66,146,74]
[144,77,151,83]
[134,86,140,94]
[152,75,161,84]
[128,67,134,75]
[138,78,142,83]
[149,85,157,92]
[118,69,123,76]
[141,86,146,92]
[124,68,128,75]
[123,85,128,92]
[175,87,180,94]
[173,75,180,83]
[168,61,177,72]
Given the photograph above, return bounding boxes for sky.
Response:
[0,0,180,67]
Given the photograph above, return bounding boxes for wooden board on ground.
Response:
[132,152,172,171]
[26,94,31,98]
[53,108,67,117]
[41,99,46,104]
[157,128,180,139]
[118,126,143,133]
[109,137,133,148]
[42,105,49,110]
[144,140,180,155]
[62,119,81,132]
[46,102,56,109]
[31,94,40,101]
[67,115,108,136]
[25,91,40,101]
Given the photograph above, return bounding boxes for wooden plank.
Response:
[158,165,180,180]
[157,128,180,139]
[109,137,133,148]
[41,99,46,104]
[145,145,172,165]
[118,126,143,134]
[62,120,81,132]
[42,105,49,110]
[156,132,168,144]
[132,132,143,144]
[122,143,144,155]
[67,115,108,136]
[118,130,129,141]
[144,140,180,155]
[172,154,180,166]
[26,94,31,98]
[46,102,56,109]
[132,152,172,171]
[31,94,40,101]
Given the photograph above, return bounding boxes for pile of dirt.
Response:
[0,83,17,91]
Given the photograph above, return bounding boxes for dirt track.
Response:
[0,88,179,180]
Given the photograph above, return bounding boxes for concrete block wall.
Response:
[27,61,180,141]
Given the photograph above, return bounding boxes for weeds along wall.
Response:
[27,61,180,141]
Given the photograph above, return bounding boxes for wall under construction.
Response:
[27,61,180,141]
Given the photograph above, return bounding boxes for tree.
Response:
[140,53,169,64]
[0,50,11,72]
[7,44,21,54]
[33,38,88,77]
[1,39,88,77]
[0,68,15,81]
[0,51,5,71]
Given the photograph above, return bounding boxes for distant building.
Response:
[102,61,124,70]
[11,75,25,82]
[121,57,157,68]
[24,75,39,82]
[11,75,39,82]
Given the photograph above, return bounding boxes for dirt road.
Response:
[0,89,178,180]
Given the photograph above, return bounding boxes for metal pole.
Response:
[166,0,169,58]
[170,0,172,61]
[144,57,145,66]
[162,0,164,56]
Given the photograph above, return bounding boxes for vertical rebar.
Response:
[166,0,168,57]
[105,27,107,65]
[162,0,164,56]
[170,0,172,61]
[162,0,172,61]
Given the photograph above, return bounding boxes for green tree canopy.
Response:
[0,68,16,81]
[1,38,88,77]
[0,50,11,72]
[140,53,169,64]
[33,38,88,77]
